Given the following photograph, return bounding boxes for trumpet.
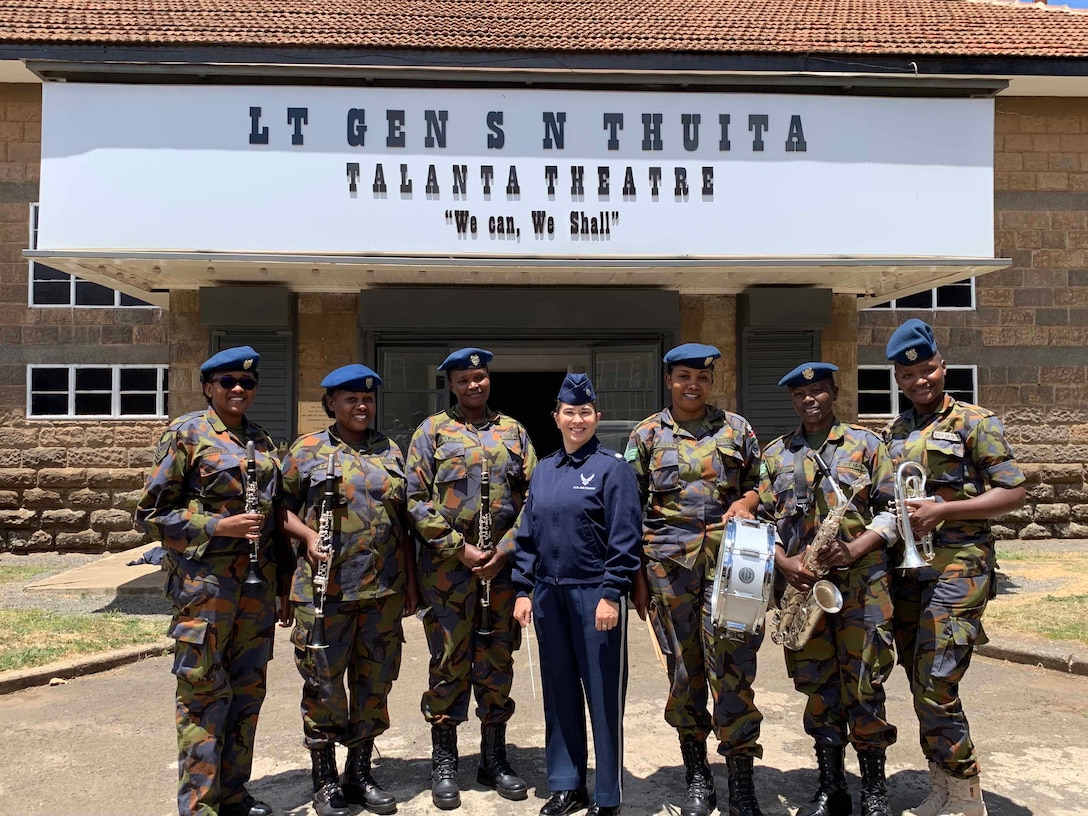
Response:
[895,461,935,570]
[242,441,264,586]
[309,451,338,651]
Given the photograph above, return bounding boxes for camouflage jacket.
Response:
[625,406,762,571]
[281,427,410,602]
[883,394,1025,573]
[406,405,537,560]
[758,420,897,577]
[135,408,280,562]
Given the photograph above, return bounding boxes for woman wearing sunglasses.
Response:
[137,345,293,816]
[511,373,643,816]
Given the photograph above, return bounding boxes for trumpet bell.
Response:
[812,580,843,615]
[898,545,929,571]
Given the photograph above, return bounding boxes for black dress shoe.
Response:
[540,788,590,816]
[221,795,273,816]
[587,805,621,816]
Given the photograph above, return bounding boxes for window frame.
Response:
[858,363,978,419]
[27,203,156,310]
[26,364,170,420]
[866,280,976,311]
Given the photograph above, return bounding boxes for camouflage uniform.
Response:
[883,393,1025,779]
[406,405,537,726]
[758,420,898,751]
[625,406,764,755]
[136,408,288,816]
[280,427,409,750]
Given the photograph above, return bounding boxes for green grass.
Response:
[988,594,1088,646]
[0,609,167,672]
[0,565,46,585]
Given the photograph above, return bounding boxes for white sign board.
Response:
[38,83,994,259]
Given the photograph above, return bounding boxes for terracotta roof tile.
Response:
[0,0,1086,58]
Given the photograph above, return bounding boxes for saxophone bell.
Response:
[811,579,843,614]
[895,461,934,571]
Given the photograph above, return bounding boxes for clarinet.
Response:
[242,441,264,586]
[475,458,494,638]
[308,451,338,651]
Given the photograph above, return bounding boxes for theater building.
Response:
[0,0,1086,551]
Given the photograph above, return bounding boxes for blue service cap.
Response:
[557,373,597,406]
[200,346,260,378]
[778,362,838,387]
[437,347,493,372]
[321,364,382,392]
[663,343,721,369]
[886,318,938,365]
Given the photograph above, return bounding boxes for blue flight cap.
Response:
[663,343,722,369]
[779,362,839,387]
[886,318,938,364]
[321,364,382,392]
[200,346,260,378]
[557,373,597,406]
[437,347,494,372]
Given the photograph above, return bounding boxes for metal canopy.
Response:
[24,249,1008,311]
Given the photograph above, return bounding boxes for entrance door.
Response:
[488,370,566,457]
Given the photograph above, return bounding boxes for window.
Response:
[28,203,153,308]
[27,365,169,419]
[858,365,977,418]
[867,280,974,310]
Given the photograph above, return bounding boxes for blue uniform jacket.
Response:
[512,436,642,603]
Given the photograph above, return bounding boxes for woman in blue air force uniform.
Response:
[511,373,643,816]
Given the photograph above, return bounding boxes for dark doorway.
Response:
[488,370,566,458]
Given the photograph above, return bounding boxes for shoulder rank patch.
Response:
[623,445,638,462]
[154,436,175,465]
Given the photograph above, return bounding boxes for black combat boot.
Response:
[310,744,351,816]
[431,723,461,810]
[477,722,529,800]
[679,738,717,816]
[341,738,397,814]
[796,745,851,816]
[858,750,891,816]
[725,754,763,816]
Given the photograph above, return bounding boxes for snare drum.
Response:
[710,518,776,639]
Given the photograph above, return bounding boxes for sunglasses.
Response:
[212,375,258,391]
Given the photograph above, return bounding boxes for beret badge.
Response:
[906,348,918,362]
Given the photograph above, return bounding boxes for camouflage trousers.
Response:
[291,593,405,749]
[646,557,764,756]
[165,551,277,816]
[893,568,991,779]
[783,569,897,752]
[418,556,520,726]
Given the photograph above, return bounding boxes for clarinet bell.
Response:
[243,558,264,586]
[475,608,493,638]
[308,615,329,650]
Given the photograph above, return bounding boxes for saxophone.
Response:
[770,453,869,651]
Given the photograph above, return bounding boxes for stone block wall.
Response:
[0,415,165,552]
[860,96,1088,539]
[680,293,738,412]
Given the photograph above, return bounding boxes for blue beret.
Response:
[663,343,721,369]
[779,362,838,387]
[557,373,597,406]
[200,346,260,377]
[886,318,938,365]
[321,364,382,392]
[437,347,493,372]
